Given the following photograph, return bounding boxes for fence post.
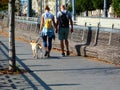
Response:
[108,24,114,45]
[82,22,86,41]
[94,22,100,46]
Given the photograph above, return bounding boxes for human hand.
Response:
[52,35,55,40]
[71,28,73,33]
[55,29,58,33]
[39,30,41,34]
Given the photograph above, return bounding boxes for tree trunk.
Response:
[9,0,16,71]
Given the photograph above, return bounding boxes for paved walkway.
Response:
[0,34,120,90]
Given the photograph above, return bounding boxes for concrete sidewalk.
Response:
[0,34,120,90]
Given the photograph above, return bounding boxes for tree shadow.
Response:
[48,83,80,86]
[0,40,52,90]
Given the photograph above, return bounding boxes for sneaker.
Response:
[47,54,50,57]
[66,51,70,56]
[44,51,50,58]
[62,53,65,57]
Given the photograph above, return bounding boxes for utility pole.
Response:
[40,0,42,15]
[27,0,32,17]
[8,0,16,71]
[72,0,76,21]
[56,0,60,17]
[103,0,108,17]
[55,0,58,18]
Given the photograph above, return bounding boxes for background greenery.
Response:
[67,0,120,17]
[0,0,120,17]
[112,0,120,17]
[0,0,8,11]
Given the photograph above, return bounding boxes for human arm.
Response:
[55,18,59,33]
[55,12,61,33]
[69,17,73,33]
[52,16,57,32]
[40,14,44,32]
[67,11,73,33]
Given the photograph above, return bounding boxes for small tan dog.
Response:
[30,40,43,59]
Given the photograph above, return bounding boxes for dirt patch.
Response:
[0,68,28,75]
[0,30,8,37]
[87,57,120,66]
[0,30,30,43]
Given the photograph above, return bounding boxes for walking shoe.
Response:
[66,51,70,56]
[44,51,48,57]
[44,51,50,58]
[62,53,65,57]
[47,53,50,57]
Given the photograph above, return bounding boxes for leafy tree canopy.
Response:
[112,0,120,17]
[67,0,112,15]
[0,0,8,11]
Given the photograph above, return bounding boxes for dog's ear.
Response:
[30,40,33,43]
[30,40,34,43]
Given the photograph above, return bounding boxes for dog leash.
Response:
[35,36,41,43]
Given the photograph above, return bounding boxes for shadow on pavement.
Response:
[0,40,52,90]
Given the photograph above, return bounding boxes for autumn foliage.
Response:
[0,0,9,11]
[0,0,9,4]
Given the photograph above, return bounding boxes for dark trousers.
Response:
[42,36,52,51]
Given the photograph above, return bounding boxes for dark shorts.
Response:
[58,27,69,40]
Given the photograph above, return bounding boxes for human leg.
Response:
[47,37,52,57]
[60,40,65,56]
[65,39,70,55]
[58,28,65,56]
[42,36,48,56]
[65,39,69,51]
[64,28,70,55]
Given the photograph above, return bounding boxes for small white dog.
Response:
[30,40,43,59]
